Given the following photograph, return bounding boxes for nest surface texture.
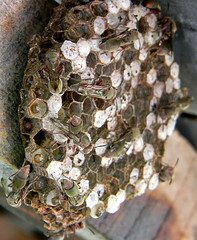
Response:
[16,0,190,236]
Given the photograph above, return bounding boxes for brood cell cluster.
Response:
[16,0,191,236]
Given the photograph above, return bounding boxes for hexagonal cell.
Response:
[32,84,50,100]
[116,58,122,70]
[88,155,101,172]
[123,49,137,65]
[88,127,97,142]
[52,145,66,162]
[115,157,127,170]
[143,144,155,162]
[69,115,83,135]
[125,184,135,200]
[86,52,98,68]
[90,1,108,17]
[22,134,30,148]
[33,129,53,148]
[22,117,42,135]
[21,117,33,133]
[81,114,92,131]
[72,92,85,102]
[157,65,170,82]
[137,17,149,34]
[95,98,112,110]
[68,74,81,87]
[28,99,48,118]
[81,162,89,175]
[72,5,93,22]
[62,91,73,108]
[135,179,148,197]
[103,62,115,76]
[141,61,150,73]
[52,31,65,43]
[100,192,110,203]
[157,141,165,156]
[33,176,49,192]
[69,102,82,116]
[31,148,49,166]
[96,123,108,139]
[146,112,156,128]
[124,82,132,92]
[79,132,91,148]
[96,167,105,183]
[73,152,85,167]
[113,170,125,187]
[89,200,105,219]
[24,75,33,89]
[143,128,155,144]
[95,64,103,77]
[106,162,116,175]
[133,152,144,168]
[60,61,72,76]
[109,178,120,195]
[134,101,148,130]
[57,108,67,121]
[87,171,97,189]
[48,78,63,95]
[123,105,133,120]
[135,84,152,101]
[67,22,93,40]
[99,76,111,86]
[83,97,95,114]
[143,162,153,180]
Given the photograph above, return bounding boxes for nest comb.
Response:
[8,0,192,237]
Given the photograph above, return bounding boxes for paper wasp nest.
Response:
[16,0,191,236]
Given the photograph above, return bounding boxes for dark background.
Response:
[159,0,197,149]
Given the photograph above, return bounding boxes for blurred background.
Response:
[0,0,196,239]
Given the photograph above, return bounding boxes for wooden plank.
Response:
[88,197,150,239]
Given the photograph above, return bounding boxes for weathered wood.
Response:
[159,0,197,116]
